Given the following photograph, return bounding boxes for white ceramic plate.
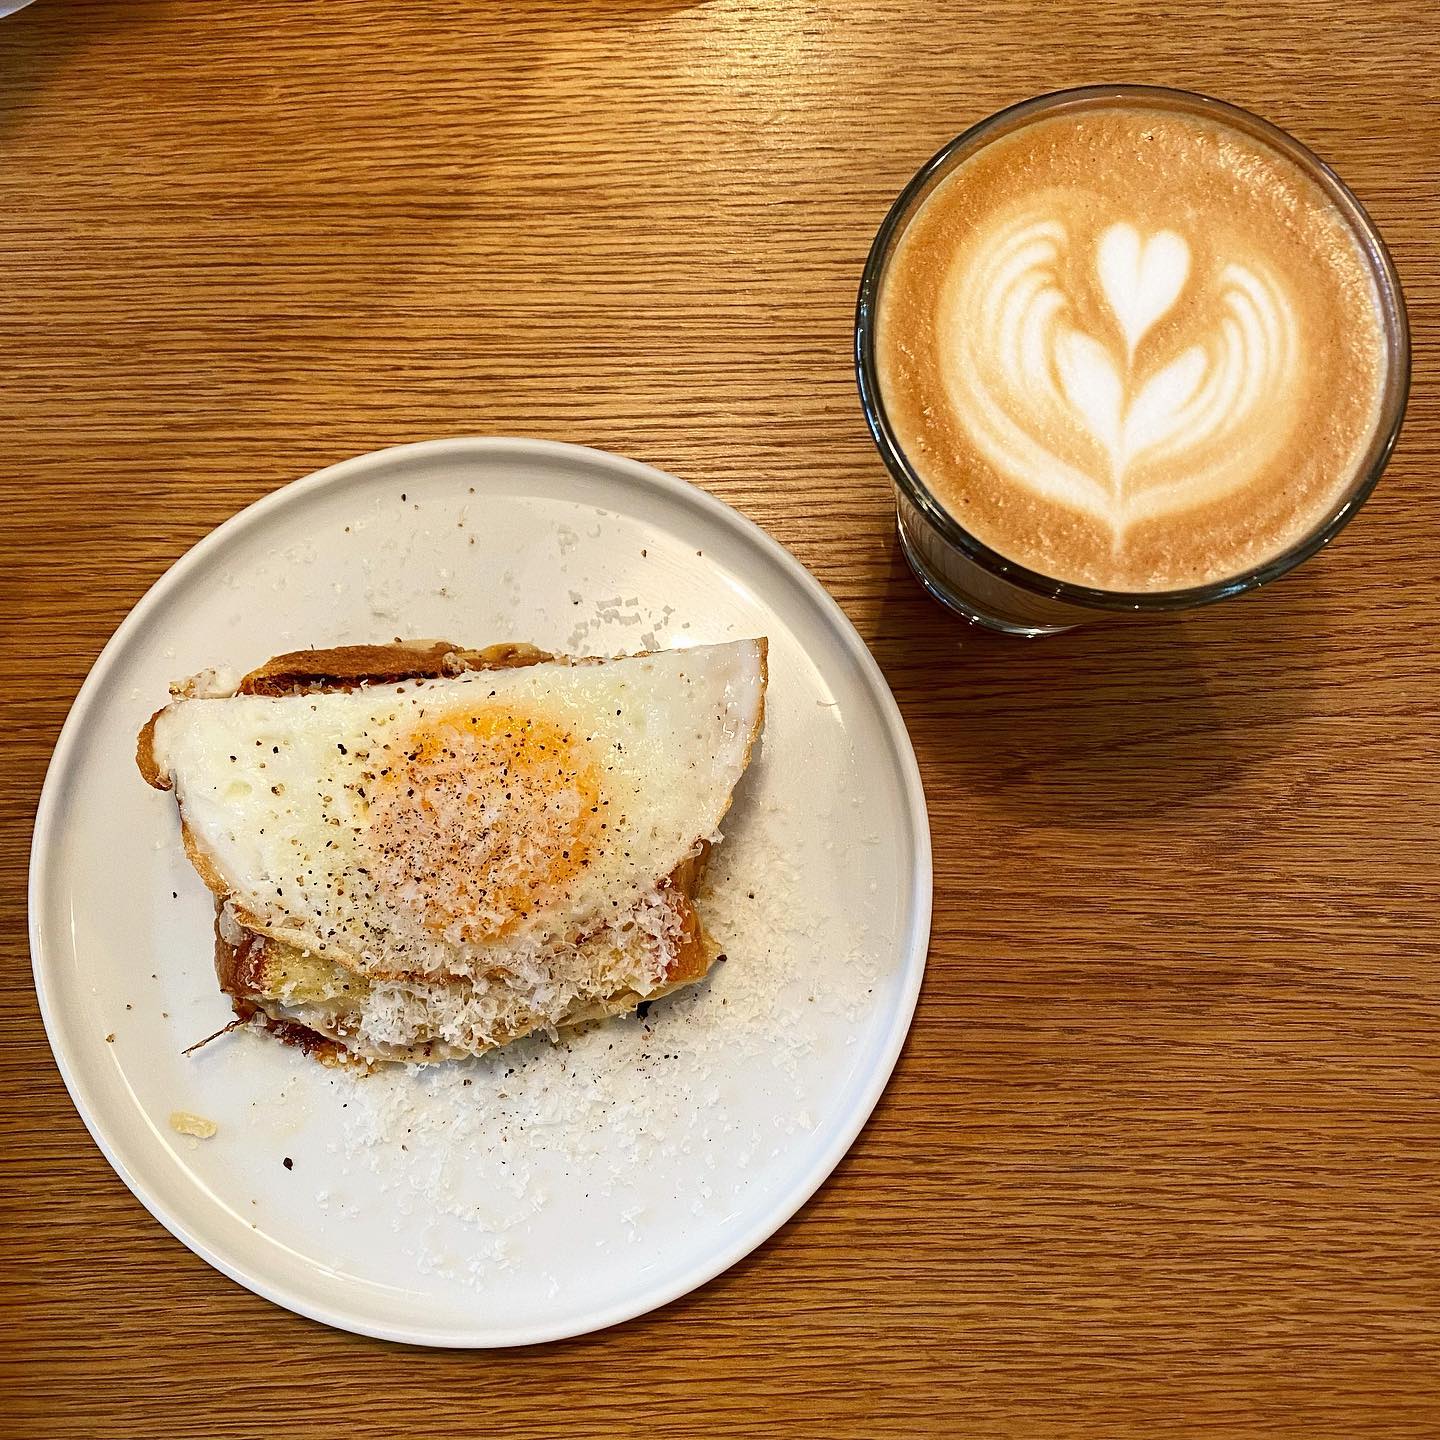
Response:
[30,438,930,1346]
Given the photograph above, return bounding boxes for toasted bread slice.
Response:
[143,640,754,1066]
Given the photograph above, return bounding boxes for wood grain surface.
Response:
[2,1,1437,1436]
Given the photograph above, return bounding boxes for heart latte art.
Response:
[949,216,1298,529]
[877,105,1390,591]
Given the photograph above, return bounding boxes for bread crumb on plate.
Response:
[170,1111,218,1139]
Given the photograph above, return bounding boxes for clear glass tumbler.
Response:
[854,85,1411,636]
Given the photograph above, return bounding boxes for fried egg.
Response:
[147,640,767,980]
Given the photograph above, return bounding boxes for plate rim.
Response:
[29,436,932,1347]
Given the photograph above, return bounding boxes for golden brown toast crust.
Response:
[136,710,169,789]
[238,640,553,695]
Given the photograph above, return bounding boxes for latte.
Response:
[874,100,1393,593]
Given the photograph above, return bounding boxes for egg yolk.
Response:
[369,706,602,944]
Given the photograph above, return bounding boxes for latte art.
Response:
[876,103,1391,592]
[946,213,1300,533]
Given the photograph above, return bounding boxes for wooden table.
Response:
[3,2,1437,1435]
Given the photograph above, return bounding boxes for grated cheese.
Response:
[328,776,886,1284]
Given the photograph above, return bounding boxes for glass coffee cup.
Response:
[855,85,1410,636]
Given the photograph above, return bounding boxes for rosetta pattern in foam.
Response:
[940,211,1300,534]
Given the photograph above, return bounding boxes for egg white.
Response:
[151,640,766,979]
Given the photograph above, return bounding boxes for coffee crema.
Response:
[875,104,1390,592]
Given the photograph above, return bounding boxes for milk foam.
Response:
[942,211,1299,531]
[876,104,1390,591]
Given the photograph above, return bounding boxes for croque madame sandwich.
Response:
[137,638,767,1066]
